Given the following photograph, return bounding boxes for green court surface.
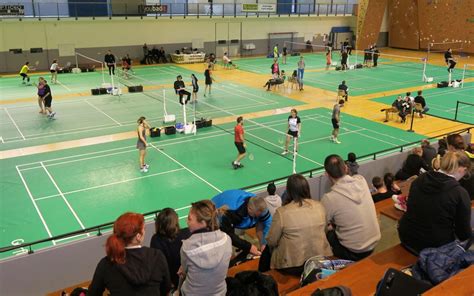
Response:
[0,107,426,258]
[236,54,472,96]
[372,82,474,124]
[0,65,199,101]
[0,79,304,151]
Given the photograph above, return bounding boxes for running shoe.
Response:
[281,150,289,155]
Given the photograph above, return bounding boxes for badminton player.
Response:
[297,56,305,90]
[331,100,345,144]
[19,62,33,85]
[326,46,332,70]
[204,65,214,97]
[36,77,46,114]
[232,116,246,169]
[41,79,56,119]
[50,60,59,84]
[136,116,150,173]
[191,74,199,103]
[444,48,457,72]
[340,50,348,71]
[282,109,301,155]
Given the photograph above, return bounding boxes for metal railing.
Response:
[0,2,356,19]
[0,126,471,256]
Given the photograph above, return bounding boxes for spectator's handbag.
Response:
[149,127,160,138]
[375,268,432,296]
[165,126,176,135]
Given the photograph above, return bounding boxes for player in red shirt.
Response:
[232,116,246,169]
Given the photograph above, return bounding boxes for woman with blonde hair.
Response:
[398,151,472,254]
[89,212,171,295]
[179,200,232,296]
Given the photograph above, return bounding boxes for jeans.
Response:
[326,230,373,261]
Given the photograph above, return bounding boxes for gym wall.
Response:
[0,16,356,72]
[388,0,473,53]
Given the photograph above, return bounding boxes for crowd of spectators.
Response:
[86,134,472,295]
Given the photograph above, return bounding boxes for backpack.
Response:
[412,240,474,285]
[375,268,432,296]
[300,256,354,287]
[311,286,351,296]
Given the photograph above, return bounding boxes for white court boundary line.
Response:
[34,168,186,201]
[56,80,72,91]
[15,165,56,245]
[40,162,88,233]
[84,99,122,126]
[150,143,222,193]
[3,108,25,140]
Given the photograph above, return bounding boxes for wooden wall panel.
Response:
[356,0,388,50]
[418,0,474,53]
[388,0,420,50]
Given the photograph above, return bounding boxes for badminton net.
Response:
[74,52,106,86]
[427,41,464,56]
[115,67,162,103]
[454,101,474,124]
[283,41,329,54]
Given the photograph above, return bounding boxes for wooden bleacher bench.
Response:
[227,257,300,295]
[46,280,95,296]
[423,265,474,296]
[288,244,417,296]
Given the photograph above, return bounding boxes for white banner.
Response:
[242,3,276,13]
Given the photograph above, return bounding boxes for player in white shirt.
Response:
[282,109,301,155]
[50,60,60,84]
[223,52,237,69]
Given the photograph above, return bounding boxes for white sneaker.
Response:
[281,150,289,155]
[334,139,341,144]
[144,164,150,169]
[49,112,56,118]
[141,167,148,173]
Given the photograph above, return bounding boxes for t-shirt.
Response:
[50,63,58,71]
[341,52,348,62]
[234,124,244,143]
[297,60,305,69]
[273,46,278,56]
[204,69,211,79]
[444,51,453,63]
[42,84,52,100]
[414,95,426,107]
[19,65,29,74]
[288,116,301,132]
[192,76,198,88]
[174,80,185,92]
[104,53,115,64]
[338,84,348,92]
[332,104,340,120]
[282,47,287,55]
[223,55,231,63]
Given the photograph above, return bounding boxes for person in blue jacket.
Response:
[212,190,272,266]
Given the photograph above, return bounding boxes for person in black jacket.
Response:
[396,147,431,180]
[398,151,472,254]
[89,212,171,296]
[174,75,191,105]
[150,208,191,291]
[447,134,474,199]
[104,50,116,75]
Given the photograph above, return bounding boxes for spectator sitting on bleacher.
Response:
[398,151,472,255]
[150,208,191,291]
[395,147,431,181]
[151,46,159,63]
[179,200,232,296]
[383,172,402,195]
[421,139,437,169]
[212,190,272,266]
[89,212,171,296]
[371,176,398,203]
[321,154,381,261]
[259,174,332,275]
[447,134,474,199]
[345,152,359,176]
[264,182,282,216]
[158,47,167,63]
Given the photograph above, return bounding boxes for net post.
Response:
[292,136,297,174]
[407,108,415,133]
[422,58,427,82]
[455,101,459,121]
[75,52,79,70]
[461,64,466,88]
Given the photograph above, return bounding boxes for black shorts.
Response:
[50,70,56,73]
[20,73,28,78]
[235,142,246,154]
[287,130,298,137]
[331,118,339,129]
[44,96,52,108]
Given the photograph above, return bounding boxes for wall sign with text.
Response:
[0,5,25,16]
[139,5,168,14]
[242,3,276,13]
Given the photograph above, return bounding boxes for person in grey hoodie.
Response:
[179,200,232,296]
[264,182,282,216]
[321,154,381,261]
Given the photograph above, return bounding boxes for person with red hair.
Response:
[89,212,171,296]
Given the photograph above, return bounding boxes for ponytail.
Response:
[191,200,220,231]
[105,212,144,264]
